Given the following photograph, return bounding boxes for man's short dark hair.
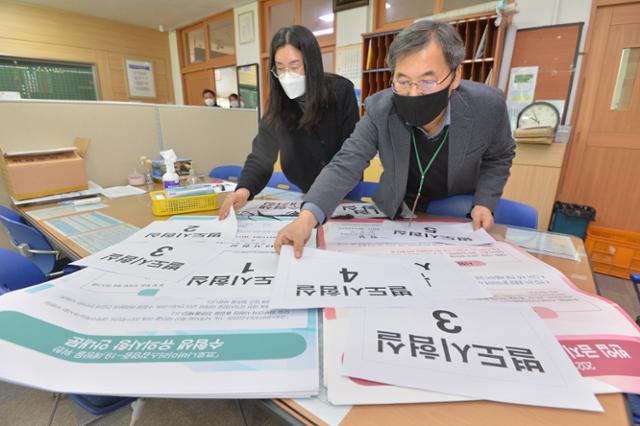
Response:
[386,20,464,72]
[202,89,215,97]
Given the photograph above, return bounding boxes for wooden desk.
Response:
[16,195,631,426]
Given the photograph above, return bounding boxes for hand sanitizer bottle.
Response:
[160,149,179,189]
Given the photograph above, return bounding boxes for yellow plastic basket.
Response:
[150,190,218,216]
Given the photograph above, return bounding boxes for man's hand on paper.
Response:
[470,205,494,230]
[219,188,250,219]
[275,210,318,258]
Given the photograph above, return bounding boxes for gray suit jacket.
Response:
[304,80,516,220]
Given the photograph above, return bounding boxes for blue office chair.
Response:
[346,181,378,202]
[627,393,640,425]
[48,389,142,426]
[0,248,47,295]
[0,205,62,275]
[267,171,302,192]
[209,165,243,182]
[427,195,538,229]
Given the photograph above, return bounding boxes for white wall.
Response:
[169,30,185,105]
[511,0,591,28]
[234,2,260,66]
[336,6,370,47]
[498,0,592,123]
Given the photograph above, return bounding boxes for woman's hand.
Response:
[219,188,250,219]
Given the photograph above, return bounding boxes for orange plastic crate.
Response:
[585,225,640,279]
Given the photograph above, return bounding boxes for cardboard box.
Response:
[1,138,90,200]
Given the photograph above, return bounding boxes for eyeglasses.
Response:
[391,69,455,95]
[271,63,304,78]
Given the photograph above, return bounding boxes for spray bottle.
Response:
[159,149,179,189]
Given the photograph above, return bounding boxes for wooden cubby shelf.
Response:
[360,13,507,112]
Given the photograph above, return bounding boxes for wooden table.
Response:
[17,193,632,426]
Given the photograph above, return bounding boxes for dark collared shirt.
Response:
[403,123,450,213]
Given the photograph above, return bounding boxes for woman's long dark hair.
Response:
[263,25,329,131]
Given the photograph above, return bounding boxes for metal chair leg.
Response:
[236,399,249,426]
[129,398,145,426]
[47,393,63,426]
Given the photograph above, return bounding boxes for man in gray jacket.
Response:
[275,20,515,257]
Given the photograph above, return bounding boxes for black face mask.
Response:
[393,82,452,127]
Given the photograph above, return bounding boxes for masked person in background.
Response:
[228,93,242,108]
[275,20,516,257]
[219,25,358,218]
[202,89,219,107]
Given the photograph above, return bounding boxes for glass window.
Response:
[384,0,433,25]
[209,17,235,58]
[301,0,334,37]
[186,27,206,64]
[268,1,295,45]
[611,47,639,111]
[441,0,487,13]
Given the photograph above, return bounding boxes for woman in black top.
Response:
[219,25,359,218]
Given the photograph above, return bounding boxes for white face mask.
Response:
[278,71,306,99]
[204,98,215,106]
[230,100,240,107]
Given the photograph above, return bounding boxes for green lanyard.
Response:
[410,127,449,216]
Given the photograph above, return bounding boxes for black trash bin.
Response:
[549,201,596,239]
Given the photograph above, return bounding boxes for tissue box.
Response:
[0,138,89,200]
[151,158,192,181]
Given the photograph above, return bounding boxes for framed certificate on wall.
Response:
[125,59,156,98]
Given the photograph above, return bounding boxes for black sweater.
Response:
[237,74,359,197]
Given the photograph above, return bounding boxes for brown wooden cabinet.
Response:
[177,10,237,105]
[360,13,507,111]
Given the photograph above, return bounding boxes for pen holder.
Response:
[149,190,218,216]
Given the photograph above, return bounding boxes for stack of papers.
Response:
[315,220,640,408]
[0,211,318,398]
[100,185,147,199]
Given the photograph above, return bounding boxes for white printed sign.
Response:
[156,251,308,329]
[127,215,237,244]
[229,217,316,253]
[270,246,489,309]
[342,305,602,412]
[239,200,302,217]
[325,308,473,405]
[71,241,222,280]
[240,201,387,220]
[379,221,495,246]
[331,203,387,219]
